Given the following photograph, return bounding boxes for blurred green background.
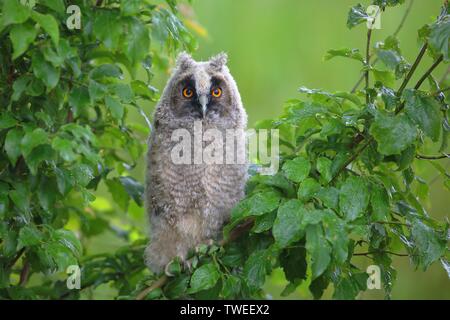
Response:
[88,0,449,299]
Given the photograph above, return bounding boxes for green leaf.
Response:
[347,4,369,29]
[282,157,311,183]
[119,176,144,206]
[411,219,446,270]
[371,68,395,87]
[188,263,220,293]
[0,112,17,130]
[280,244,307,283]
[297,178,321,202]
[52,137,76,162]
[403,89,443,142]
[68,86,90,117]
[72,164,94,187]
[164,275,189,299]
[333,273,368,300]
[1,0,30,27]
[323,213,348,264]
[123,17,149,65]
[247,190,280,216]
[221,275,241,298]
[25,144,55,175]
[324,48,364,62]
[18,225,43,247]
[252,210,277,233]
[370,183,389,222]
[376,49,402,70]
[10,22,37,59]
[21,128,48,157]
[5,127,24,166]
[32,52,60,89]
[52,229,82,257]
[38,176,58,211]
[273,199,305,248]
[339,176,369,221]
[121,0,141,16]
[243,250,269,288]
[90,64,123,80]
[93,10,123,50]
[31,11,59,45]
[105,96,124,120]
[370,112,417,155]
[315,187,339,209]
[11,75,31,101]
[306,224,331,279]
[316,157,333,183]
[428,17,450,60]
[106,178,130,211]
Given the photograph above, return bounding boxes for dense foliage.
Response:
[0,0,196,299]
[0,0,449,300]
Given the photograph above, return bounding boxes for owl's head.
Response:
[157,52,246,127]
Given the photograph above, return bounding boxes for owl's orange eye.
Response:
[182,87,194,98]
[211,87,222,98]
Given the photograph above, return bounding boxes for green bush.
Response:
[0,0,448,300]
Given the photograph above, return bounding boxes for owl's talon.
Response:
[164,261,174,277]
[183,260,192,272]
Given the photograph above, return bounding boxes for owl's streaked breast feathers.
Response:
[144,52,247,273]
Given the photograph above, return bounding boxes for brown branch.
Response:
[7,247,26,269]
[19,261,30,286]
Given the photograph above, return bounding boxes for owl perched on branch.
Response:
[145,52,248,273]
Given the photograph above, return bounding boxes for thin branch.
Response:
[135,275,168,300]
[396,42,428,99]
[7,247,26,269]
[19,261,30,287]
[354,251,410,257]
[351,0,414,93]
[373,220,411,227]
[329,137,373,184]
[396,52,443,114]
[414,55,444,90]
[365,28,373,105]
[416,153,449,160]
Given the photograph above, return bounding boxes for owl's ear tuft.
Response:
[210,52,228,69]
[176,51,194,71]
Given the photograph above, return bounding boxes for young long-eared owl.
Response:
[144,52,248,273]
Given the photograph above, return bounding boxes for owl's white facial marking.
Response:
[194,66,211,97]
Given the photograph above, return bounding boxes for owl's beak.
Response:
[198,95,209,118]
